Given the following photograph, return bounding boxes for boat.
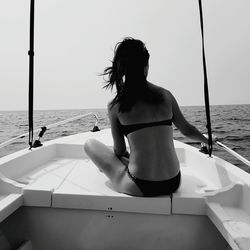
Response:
[1,0,250,249]
[0,115,250,250]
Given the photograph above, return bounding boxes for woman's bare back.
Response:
[115,83,180,180]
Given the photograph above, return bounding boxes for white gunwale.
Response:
[0,128,249,250]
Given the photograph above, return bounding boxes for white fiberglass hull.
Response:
[0,128,249,250]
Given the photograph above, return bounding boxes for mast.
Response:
[198,0,213,156]
[28,0,35,149]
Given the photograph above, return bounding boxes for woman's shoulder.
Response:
[147,82,173,101]
[107,101,119,116]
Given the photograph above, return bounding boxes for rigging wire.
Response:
[198,0,213,156]
[28,0,35,149]
[0,112,99,149]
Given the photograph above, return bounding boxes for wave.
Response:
[60,131,70,137]
[224,135,250,142]
[213,125,223,129]
[228,117,250,122]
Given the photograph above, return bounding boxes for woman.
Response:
[84,37,210,197]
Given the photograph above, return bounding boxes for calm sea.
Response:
[0,105,249,173]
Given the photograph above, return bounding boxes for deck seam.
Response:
[54,159,80,191]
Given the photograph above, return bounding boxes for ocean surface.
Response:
[0,105,249,173]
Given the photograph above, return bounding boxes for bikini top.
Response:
[120,118,173,136]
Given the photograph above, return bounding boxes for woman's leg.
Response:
[83,139,142,196]
[84,139,126,180]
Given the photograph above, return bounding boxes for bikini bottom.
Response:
[127,168,181,197]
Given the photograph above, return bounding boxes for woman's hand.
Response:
[115,150,130,166]
[203,134,219,144]
[120,156,129,166]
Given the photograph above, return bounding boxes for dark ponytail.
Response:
[103,37,162,112]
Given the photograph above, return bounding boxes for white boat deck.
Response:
[0,129,250,250]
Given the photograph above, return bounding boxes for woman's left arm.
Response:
[108,104,129,158]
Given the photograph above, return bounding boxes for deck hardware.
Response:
[106,215,114,218]
[91,125,100,132]
[200,143,209,154]
[33,126,47,148]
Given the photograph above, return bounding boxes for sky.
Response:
[0,0,250,110]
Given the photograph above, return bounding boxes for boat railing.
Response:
[201,140,250,168]
[216,141,250,168]
[1,112,250,169]
[0,112,100,149]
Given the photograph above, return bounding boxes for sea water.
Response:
[0,105,249,173]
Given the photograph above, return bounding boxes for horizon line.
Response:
[0,103,249,112]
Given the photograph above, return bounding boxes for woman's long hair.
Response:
[103,37,163,112]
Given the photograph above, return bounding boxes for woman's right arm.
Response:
[108,103,129,158]
[170,92,209,144]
